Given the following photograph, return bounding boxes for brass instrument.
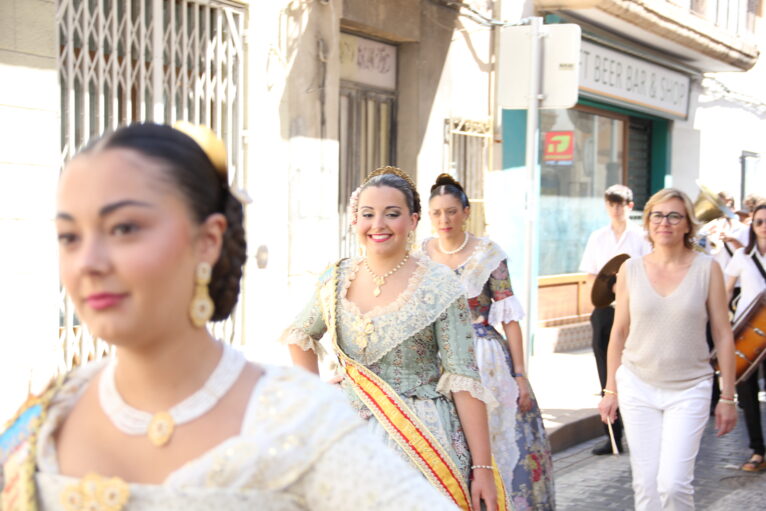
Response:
[694,181,736,254]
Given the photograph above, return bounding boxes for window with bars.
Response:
[338,83,397,256]
[56,0,245,371]
[444,118,491,236]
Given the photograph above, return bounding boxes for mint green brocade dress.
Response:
[281,256,498,484]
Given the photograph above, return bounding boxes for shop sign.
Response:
[543,131,574,164]
[340,33,397,91]
[580,40,690,119]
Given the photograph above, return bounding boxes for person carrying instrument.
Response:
[725,202,766,472]
[579,184,651,455]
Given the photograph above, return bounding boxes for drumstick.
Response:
[606,417,620,456]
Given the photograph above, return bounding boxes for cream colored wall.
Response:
[0,0,60,423]
[239,0,502,364]
[691,17,766,204]
[239,0,342,365]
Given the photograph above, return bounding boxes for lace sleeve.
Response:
[433,297,497,408]
[279,285,328,358]
[436,373,498,409]
[293,426,460,510]
[488,295,525,325]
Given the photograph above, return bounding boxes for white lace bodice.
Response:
[28,362,458,510]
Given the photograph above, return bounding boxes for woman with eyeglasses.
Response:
[724,202,766,472]
[598,188,737,511]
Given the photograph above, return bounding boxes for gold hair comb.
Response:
[172,121,228,177]
[172,121,252,204]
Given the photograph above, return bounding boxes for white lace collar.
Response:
[422,237,507,299]
[322,255,466,365]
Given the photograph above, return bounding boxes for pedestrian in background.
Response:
[0,124,456,511]
[423,173,555,511]
[599,188,737,511]
[725,202,766,472]
[579,184,651,455]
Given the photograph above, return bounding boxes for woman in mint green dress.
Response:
[282,167,504,511]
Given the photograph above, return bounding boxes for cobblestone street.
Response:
[554,404,766,509]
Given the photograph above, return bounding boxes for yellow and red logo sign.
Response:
[543,131,574,162]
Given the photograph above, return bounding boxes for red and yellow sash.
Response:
[324,262,508,511]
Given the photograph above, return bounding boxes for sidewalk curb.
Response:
[546,411,603,454]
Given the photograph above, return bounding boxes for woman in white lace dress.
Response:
[423,174,555,511]
[0,124,456,511]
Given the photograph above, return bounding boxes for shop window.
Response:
[539,105,652,275]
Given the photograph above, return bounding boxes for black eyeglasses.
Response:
[755,219,766,227]
[649,212,685,225]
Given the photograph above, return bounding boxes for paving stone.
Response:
[554,404,766,509]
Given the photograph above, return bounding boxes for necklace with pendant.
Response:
[437,232,470,255]
[99,341,246,447]
[363,253,410,297]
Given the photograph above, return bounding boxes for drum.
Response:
[715,291,766,384]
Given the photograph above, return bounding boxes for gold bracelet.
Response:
[603,389,618,396]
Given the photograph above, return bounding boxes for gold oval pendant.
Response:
[148,411,174,447]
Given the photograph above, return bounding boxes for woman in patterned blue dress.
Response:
[423,174,555,511]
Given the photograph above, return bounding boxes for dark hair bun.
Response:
[431,173,464,193]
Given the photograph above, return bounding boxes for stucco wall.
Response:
[0,0,60,422]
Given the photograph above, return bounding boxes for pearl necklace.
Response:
[99,341,246,447]
[438,232,470,255]
[363,253,410,297]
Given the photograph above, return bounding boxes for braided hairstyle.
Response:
[429,173,470,208]
[358,166,421,216]
[81,123,246,321]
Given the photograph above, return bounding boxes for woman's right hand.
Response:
[515,376,532,413]
[598,393,618,425]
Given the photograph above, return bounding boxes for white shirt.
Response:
[579,221,652,275]
[710,218,749,272]
[725,247,766,321]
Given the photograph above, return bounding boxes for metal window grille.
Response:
[56,0,246,373]
[338,83,396,257]
[444,118,491,236]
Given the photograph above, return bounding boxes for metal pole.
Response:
[523,17,543,374]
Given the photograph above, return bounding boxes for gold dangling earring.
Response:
[407,231,416,252]
[189,262,215,328]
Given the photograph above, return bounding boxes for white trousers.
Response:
[616,365,712,511]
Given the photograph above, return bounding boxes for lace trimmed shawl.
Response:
[422,237,526,325]
[326,256,467,366]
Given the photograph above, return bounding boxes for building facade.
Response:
[0,0,763,420]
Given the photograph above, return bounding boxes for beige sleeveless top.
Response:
[621,254,714,390]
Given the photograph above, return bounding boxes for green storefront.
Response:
[501,25,691,279]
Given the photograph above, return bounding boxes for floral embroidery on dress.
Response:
[422,236,556,510]
[328,256,469,367]
[27,364,458,510]
[60,473,130,511]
